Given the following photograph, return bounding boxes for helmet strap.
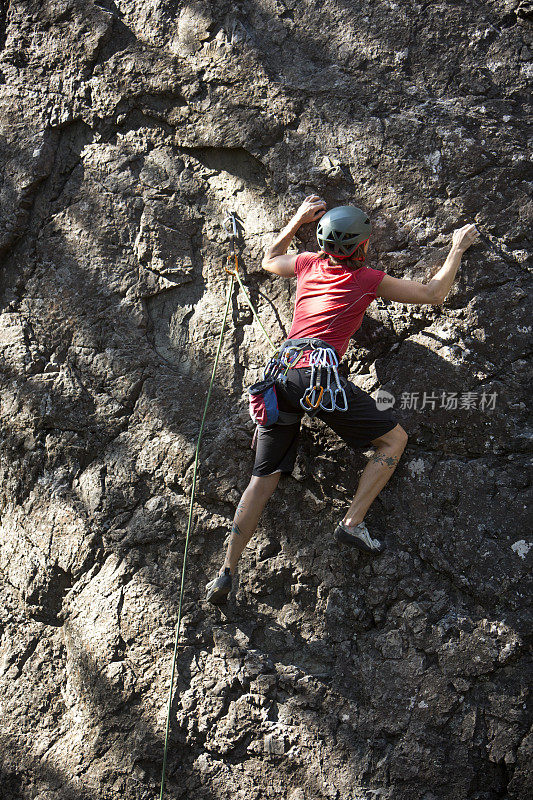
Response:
[328,240,368,263]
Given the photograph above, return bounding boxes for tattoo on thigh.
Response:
[370,452,400,469]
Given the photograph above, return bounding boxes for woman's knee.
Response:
[248,472,281,499]
[371,423,408,450]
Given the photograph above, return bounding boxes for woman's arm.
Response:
[376,223,479,304]
[262,195,326,277]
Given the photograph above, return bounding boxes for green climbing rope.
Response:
[159,273,235,800]
[159,222,276,798]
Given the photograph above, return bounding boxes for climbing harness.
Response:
[252,338,348,425]
[158,213,275,799]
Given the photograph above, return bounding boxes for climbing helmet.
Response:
[316,205,372,259]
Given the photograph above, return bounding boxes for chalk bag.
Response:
[248,377,279,426]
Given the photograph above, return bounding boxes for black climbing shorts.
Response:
[252,367,398,477]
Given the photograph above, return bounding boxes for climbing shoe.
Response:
[333,520,385,554]
[205,567,232,605]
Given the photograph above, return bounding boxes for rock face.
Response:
[0,1,531,798]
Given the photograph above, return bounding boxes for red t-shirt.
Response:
[287,252,385,367]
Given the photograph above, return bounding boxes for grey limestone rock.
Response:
[0,1,531,799]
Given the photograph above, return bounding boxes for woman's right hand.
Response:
[296,195,327,224]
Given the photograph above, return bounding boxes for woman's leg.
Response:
[219,472,281,575]
[343,424,408,527]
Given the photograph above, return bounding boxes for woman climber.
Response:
[205,196,479,604]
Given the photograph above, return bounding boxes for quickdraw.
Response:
[300,345,348,414]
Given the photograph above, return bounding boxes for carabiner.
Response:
[334,386,349,412]
[310,348,327,368]
[223,214,238,241]
[325,349,339,369]
[282,346,303,370]
[320,388,335,411]
[301,385,324,411]
[264,354,282,381]
[320,368,336,412]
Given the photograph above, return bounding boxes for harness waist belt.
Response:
[279,337,341,362]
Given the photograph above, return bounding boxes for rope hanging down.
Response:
[158,214,274,799]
